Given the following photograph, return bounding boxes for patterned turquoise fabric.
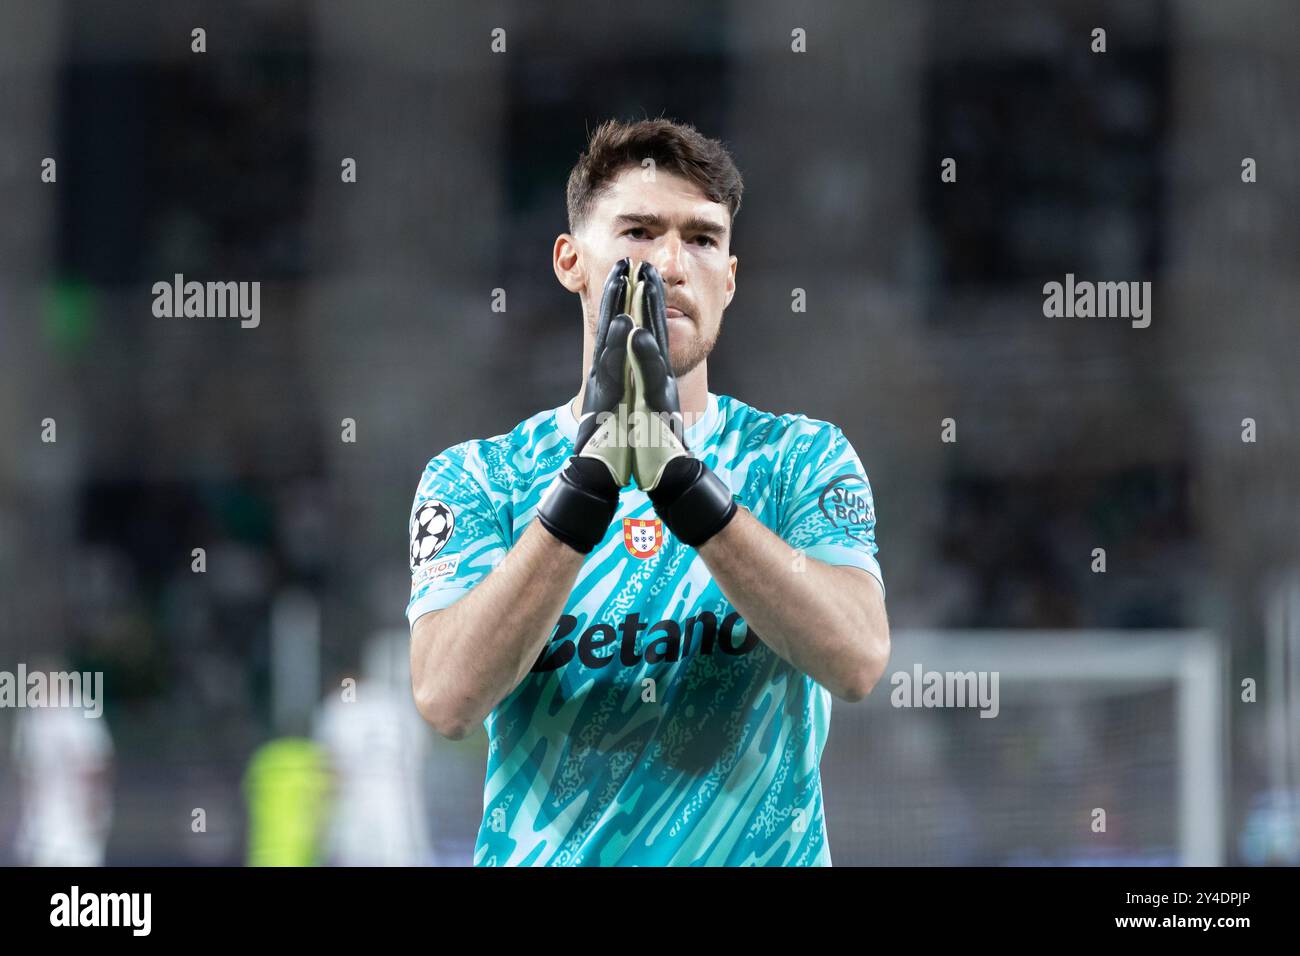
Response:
[407,393,883,865]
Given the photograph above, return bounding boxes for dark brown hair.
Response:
[565,118,744,234]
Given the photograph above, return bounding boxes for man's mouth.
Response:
[666,307,689,320]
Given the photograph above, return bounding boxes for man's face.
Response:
[571,168,737,376]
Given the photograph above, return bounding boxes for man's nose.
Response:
[649,234,686,285]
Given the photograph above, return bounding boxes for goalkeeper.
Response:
[407,118,889,867]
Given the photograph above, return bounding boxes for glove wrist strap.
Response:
[647,458,737,548]
[537,457,619,554]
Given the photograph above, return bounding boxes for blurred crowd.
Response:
[1,0,1297,865]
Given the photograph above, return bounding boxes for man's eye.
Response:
[623,227,648,239]
[694,236,717,247]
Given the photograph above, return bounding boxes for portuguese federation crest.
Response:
[622,517,664,558]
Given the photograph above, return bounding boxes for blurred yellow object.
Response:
[242,737,332,867]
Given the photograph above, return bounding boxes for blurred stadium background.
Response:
[0,0,1297,865]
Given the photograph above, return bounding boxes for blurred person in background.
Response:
[312,636,433,866]
[1239,789,1300,866]
[242,736,331,867]
[10,673,114,867]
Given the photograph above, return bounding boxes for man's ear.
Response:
[553,234,585,293]
[723,253,738,309]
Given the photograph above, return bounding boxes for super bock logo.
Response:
[818,474,873,544]
[622,517,663,558]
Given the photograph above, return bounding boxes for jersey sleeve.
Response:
[406,442,510,626]
[777,423,885,598]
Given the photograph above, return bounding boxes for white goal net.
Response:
[821,630,1225,865]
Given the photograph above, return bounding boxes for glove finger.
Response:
[597,313,633,392]
[628,268,645,331]
[628,327,682,420]
[594,258,632,358]
[591,313,632,412]
[627,329,686,485]
[637,262,672,365]
[576,314,630,452]
[625,261,642,316]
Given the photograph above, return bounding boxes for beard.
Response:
[669,314,723,377]
[584,296,723,377]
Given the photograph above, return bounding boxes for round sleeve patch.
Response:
[410,499,455,569]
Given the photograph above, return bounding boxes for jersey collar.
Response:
[556,391,721,448]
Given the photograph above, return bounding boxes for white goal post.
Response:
[861,629,1226,865]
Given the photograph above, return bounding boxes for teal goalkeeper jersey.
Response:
[406,392,884,866]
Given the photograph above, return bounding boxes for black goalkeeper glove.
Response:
[537,258,635,554]
[626,262,737,547]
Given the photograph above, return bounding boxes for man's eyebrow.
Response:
[613,212,728,237]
